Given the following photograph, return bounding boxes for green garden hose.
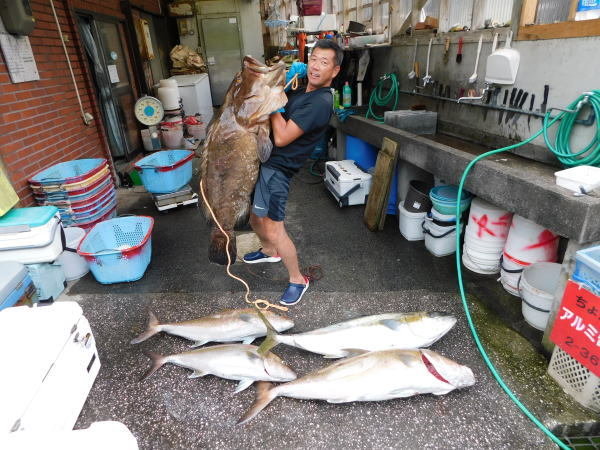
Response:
[366,73,399,122]
[455,90,600,449]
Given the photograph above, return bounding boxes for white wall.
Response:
[238,0,265,61]
[370,34,600,155]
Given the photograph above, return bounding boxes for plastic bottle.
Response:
[333,89,340,109]
[342,82,352,107]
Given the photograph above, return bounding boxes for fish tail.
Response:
[237,382,277,425]
[209,228,236,265]
[130,311,161,344]
[140,351,166,381]
[256,310,282,355]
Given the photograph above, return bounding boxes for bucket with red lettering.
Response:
[503,215,559,266]
[462,198,513,274]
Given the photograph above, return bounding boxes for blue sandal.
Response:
[280,277,309,306]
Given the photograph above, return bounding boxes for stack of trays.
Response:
[29,159,117,230]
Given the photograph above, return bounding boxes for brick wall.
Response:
[0,0,161,205]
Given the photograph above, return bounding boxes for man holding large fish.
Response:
[242,40,343,306]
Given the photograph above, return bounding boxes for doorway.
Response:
[77,14,140,160]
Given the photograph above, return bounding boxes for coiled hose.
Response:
[366,73,399,122]
[455,91,600,449]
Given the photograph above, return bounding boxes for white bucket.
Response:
[520,262,562,330]
[462,247,501,274]
[399,203,426,241]
[503,215,559,265]
[423,217,461,257]
[466,198,512,243]
[56,227,89,281]
[500,255,526,296]
[431,207,456,223]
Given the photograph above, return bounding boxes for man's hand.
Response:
[285,62,307,91]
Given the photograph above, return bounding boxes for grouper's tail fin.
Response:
[130,311,161,344]
[237,382,277,425]
[140,351,167,381]
[209,228,237,266]
[256,309,282,355]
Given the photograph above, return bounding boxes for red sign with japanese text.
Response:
[550,280,600,377]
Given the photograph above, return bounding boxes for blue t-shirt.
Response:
[264,87,332,177]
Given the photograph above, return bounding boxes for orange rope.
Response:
[199,178,288,312]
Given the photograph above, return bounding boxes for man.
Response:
[243,39,343,306]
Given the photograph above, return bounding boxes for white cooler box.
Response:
[325,160,372,207]
[0,206,64,264]
[0,302,100,434]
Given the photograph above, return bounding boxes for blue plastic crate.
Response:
[77,216,154,284]
[573,246,600,295]
[29,159,107,186]
[134,150,194,194]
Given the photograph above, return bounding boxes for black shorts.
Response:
[252,166,291,222]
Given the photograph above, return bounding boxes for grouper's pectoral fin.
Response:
[234,378,254,394]
[256,126,273,163]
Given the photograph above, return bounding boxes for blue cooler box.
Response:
[0,261,35,310]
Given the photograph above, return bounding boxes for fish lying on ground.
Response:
[141,344,296,393]
[237,349,475,424]
[130,308,294,347]
[259,312,457,358]
[200,56,287,265]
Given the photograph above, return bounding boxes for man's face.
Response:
[307,47,340,89]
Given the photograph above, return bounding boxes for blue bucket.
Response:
[345,135,398,215]
[134,150,194,194]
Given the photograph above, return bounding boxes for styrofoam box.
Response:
[0,211,63,264]
[555,165,600,193]
[325,160,372,207]
[0,302,100,433]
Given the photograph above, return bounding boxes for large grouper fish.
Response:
[237,349,475,424]
[260,312,457,358]
[130,308,294,347]
[141,344,296,393]
[200,56,287,265]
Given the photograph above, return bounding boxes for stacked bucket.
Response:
[500,215,559,296]
[462,198,513,275]
[28,159,116,230]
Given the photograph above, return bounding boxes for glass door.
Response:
[78,15,140,160]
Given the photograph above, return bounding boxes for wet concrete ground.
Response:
[68,169,561,448]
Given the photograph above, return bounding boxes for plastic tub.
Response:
[520,262,562,330]
[431,208,456,223]
[134,150,194,194]
[404,180,433,213]
[572,245,600,295]
[555,165,600,193]
[500,254,526,296]
[423,217,461,257]
[429,185,472,215]
[77,216,154,284]
[399,203,426,241]
[56,227,89,281]
[187,123,206,140]
[503,215,558,266]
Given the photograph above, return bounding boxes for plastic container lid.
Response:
[0,206,58,228]
[0,261,28,301]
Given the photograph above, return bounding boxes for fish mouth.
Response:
[421,349,476,388]
[243,55,285,75]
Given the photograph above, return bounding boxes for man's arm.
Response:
[270,113,304,147]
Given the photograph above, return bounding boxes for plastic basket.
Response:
[573,246,600,296]
[30,166,110,193]
[429,185,473,215]
[29,159,107,186]
[134,150,194,194]
[34,174,113,204]
[77,206,117,231]
[77,216,154,284]
[548,346,600,413]
[62,199,117,228]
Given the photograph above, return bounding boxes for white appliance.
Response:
[325,160,372,207]
[0,302,100,434]
[170,74,214,124]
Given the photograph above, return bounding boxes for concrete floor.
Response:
[68,169,569,449]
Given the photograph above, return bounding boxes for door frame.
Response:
[75,11,141,161]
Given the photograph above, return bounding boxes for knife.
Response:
[506,88,522,123]
[498,89,509,124]
[444,85,451,99]
[511,92,528,125]
[438,83,444,97]
[527,94,535,131]
[482,88,493,121]
[485,86,501,122]
[540,84,549,115]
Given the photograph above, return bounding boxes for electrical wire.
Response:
[366,73,399,122]
[453,91,600,449]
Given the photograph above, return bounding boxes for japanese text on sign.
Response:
[551,280,600,376]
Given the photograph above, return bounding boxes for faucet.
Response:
[457,82,491,103]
